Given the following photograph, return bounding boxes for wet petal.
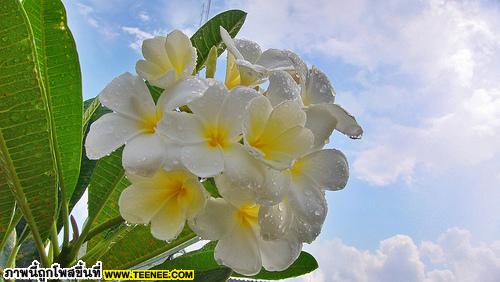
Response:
[165,30,196,78]
[118,184,168,224]
[150,201,186,241]
[157,111,205,144]
[288,177,327,231]
[325,103,363,139]
[181,143,224,177]
[303,66,335,106]
[122,134,166,176]
[256,49,294,71]
[189,198,235,240]
[220,26,244,60]
[297,149,349,191]
[157,76,208,112]
[85,113,140,159]
[219,86,260,139]
[266,71,302,107]
[259,236,302,272]
[215,227,262,276]
[259,201,292,241]
[235,38,262,64]
[99,72,156,119]
[188,81,227,126]
[305,104,337,149]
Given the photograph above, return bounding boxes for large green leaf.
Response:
[232,251,319,280]
[87,148,128,244]
[23,0,83,202]
[152,241,232,282]
[191,10,247,72]
[97,225,197,270]
[0,0,58,242]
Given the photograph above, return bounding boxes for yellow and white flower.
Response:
[220,27,294,89]
[267,60,363,149]
[260,149,349,243]
[157,81,261,179]
[119,169,207,241]
[136,30,197,89]
[85,72,207,176]
[190,196,301,276]
[243,95,314,170]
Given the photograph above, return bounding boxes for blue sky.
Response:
[64,0,500,280]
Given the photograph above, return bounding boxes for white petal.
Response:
[259,201,292,241]
[292,216,323,244]
[256,49,294,71]
[262,100,307,141]
[256,168,290,206]
[235,38,262,64]
[305,104,337,149]
[235,59,268,86]
[118,184,168,224]
[188,81,227,126]
[219,86,260,139]
[136,60,164,82]
[189,198,235,240]
[157,112,205,144]
[165,30,196,78]
[157,77,208,112]
[181,143,224,177]
[215,173,256,207]
[98,72,156,119]
[150,201,186,241]
[303,66,335,106]
[149,70,177,89]
[288,178,327,230]
[298,149,349,191]
[262,126,314,169]
[259,236,302,272]
[179,177,207,219]
[220,26,244,60]
[122,134,166,177]
[141,36,170,68]
[215,227,262,276]
[85,113,140,159]
[222,144,264,191]
[162,140,184,171]
[325,103,363,139]
[266,71,302,107]
[243,96,272,141]
[285,50,308,84]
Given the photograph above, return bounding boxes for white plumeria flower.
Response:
[190,196,301,276]
[136,30,197,89]
[220,27,294,88]
[119,169,207,241]
[267,62,363,149]
[259,149,349,244]
[85,72,207,176]
[243,95,314,170]
[157,81,262,179]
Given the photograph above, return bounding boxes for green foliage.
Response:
[0,0,58,247]
[191,9,247,72]
[157,241,318,281]
[152,241,233,282]
[23,0,83,202]
[232,251,319,280]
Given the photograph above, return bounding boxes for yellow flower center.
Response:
[204,125,230,149]
[290,159,304,177]
[142,110,163,134]
[234,203,259,228]
[225,53,241,90]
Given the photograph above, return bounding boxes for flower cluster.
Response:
[85,28,362,275]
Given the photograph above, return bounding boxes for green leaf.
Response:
[191,10,247,72]
[0,231,15,268]
[232,251,319,280]
[202,178,221,198]
[86,148,129,249]
[68,98,110,213]
[0,0,58,243]
[97,225,197,270]
[152,241,232,282]
[23,0,83,202]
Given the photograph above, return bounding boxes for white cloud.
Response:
[138,11,150,22]
[291,228,500,282]
[75,2,118,39]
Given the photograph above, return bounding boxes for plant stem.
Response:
[62,199,70,248]
[50,223,60,258]
[84,216,124,243]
